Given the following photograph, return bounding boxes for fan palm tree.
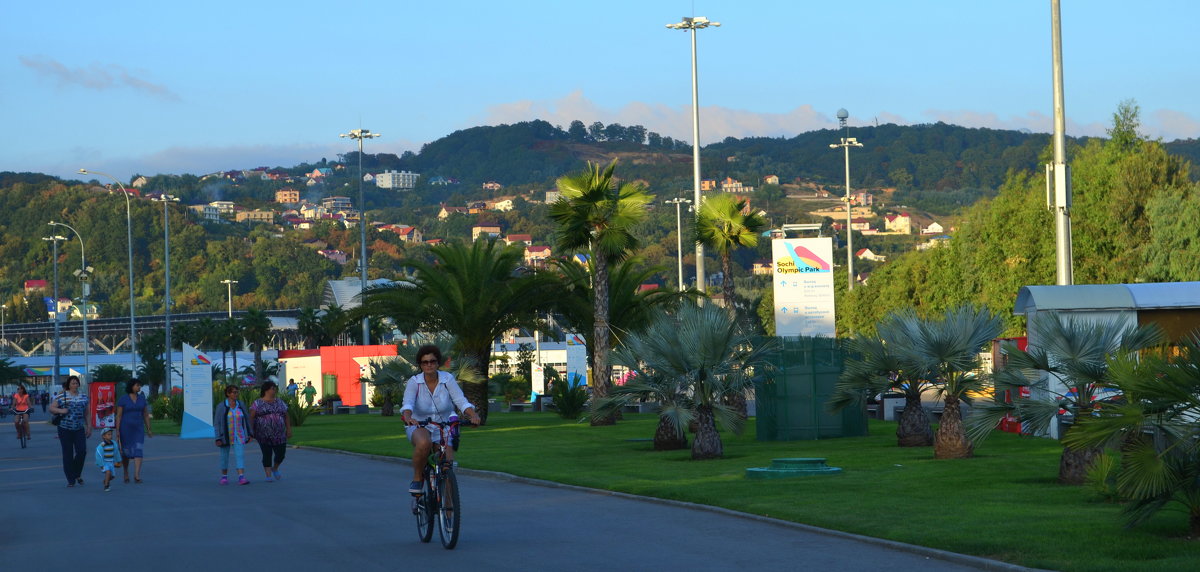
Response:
[240,309,273,384]
[968,312,1165,484]
[695,193,767,306]
[601,301,774,459]
[831,332,936,447]
[549,160,653,425]
[352,239,552,423]
[361,357,419,416]
[297,307,324,349]
[221,317,243,380]
[1063,334,1200,535]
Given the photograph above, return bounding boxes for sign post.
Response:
[181,343,215,439]
[772,237,837,337]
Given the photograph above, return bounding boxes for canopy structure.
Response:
[1015,281,1200,342]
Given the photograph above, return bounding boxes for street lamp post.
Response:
[339,128,380,345]
[49,221,91,384]
[43,235,67,387]
[79,169,138,372]
[2,304,7,357]
[221,279,239,317]
[667,16,719,293]
[1049,0,1073,285]
[156,195,180,392]
[665,197,692,291]
[829,109,863,291]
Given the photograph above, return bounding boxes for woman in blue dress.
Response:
[114,378,153,484]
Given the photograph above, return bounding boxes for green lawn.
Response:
[160,413,1200,571]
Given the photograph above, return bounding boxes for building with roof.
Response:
[375,170,420,190]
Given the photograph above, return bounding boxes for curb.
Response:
[294,445,1043,571]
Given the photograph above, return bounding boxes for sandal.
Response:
[135,477,143,484]
[124,477,130,484]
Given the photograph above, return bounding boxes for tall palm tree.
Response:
[968,312,1165,484]
[240,309,272,384]
[549,160,653,425]
[352,239,551,423]
[695,193,767,306]
[297,307,323,349]
[1063,334,1200,536]
[222,318,243,380]
[602,301,774,459]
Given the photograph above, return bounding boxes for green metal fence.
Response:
[755,336,867,440]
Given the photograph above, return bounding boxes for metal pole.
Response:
[222,280,237,317]
[79,170,137,373]
[358,136,370,345]
[666,198,691,291]
[1,305,6,357]
[689,26,705,293]
[50,221,89,384]
[1050,0,1073,285]
[43,236,66,388]
[844,142,854,291]
[162,198,173,393]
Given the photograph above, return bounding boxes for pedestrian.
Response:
[286,378,298,397]
[40,391,49,413]
[301,381,317,407]
[114,378,153,484]
[214,384,253,485]
[49,375,91,487]
[250,380,292,482]
[94,427,123,492]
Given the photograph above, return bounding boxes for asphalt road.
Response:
[2,410,1028,571]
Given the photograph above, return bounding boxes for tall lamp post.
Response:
[667,16,719,293]
[221,279,239,317]
[43,235,67,387]
[156,195,180,392]
[2,304,7,357]
[1049,0,1073,285]
[829,109,863,291]
[339,128,380,345]
[79,169,138,372]
[49,221,91,384]
[665,197,692,291]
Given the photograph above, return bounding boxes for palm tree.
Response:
[222,318,243,380]
[240,309,272,383]
[361,357,419,416]
[831,332,936,447]
[968,313,1165,484]
[695,193,767,306]
[353,239,551,423]
[297,307,323,349]
[1063,335,1200,536]
[602,301,773,459]
[549,160,653,425]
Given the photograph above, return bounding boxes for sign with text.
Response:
[181,344,215,439]
[772,237,836,337]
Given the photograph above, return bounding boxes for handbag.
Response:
[50,413,65,426]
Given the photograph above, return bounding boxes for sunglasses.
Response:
[419,359,439,365]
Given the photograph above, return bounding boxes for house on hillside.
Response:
[850,218,872,232]
[752,259,773,276]
[545,190,561,203]
[24,279,48,294]
[376,170,420,190]
[131,176,149,188]
[763,175,780,185]
[855,248,886,262]
[471,225,502,241]
[851,191,874,206]
[428,176,458,186]
[437,204,470,219]
[275,188,300,204]
[393,226,422,243]
[505,234,532,246]
[916,235,952,251]
[884,213,913,234]
[318,249,349,264]
[322,196,352,211]
[189,204,222,222]
[482,181,503,191]
[491,198,515,211]
[921,221,945,235]
[720,177,754,193]
[701,179,718,192]
[524,245,552,266]
[235,209,275,224]
[308,168,333,179]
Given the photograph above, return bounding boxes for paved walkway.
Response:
[2,411,1030,571]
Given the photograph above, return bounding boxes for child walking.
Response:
[94,428,123,492]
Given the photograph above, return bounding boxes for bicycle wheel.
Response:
[18,420,26,449]
[437,468,461,549]
[414,473,435,543]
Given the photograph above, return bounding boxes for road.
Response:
[2,410,1029,571]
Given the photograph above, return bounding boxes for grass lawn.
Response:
[168,412,1200,571]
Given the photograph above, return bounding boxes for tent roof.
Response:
[1014,282,1200,315]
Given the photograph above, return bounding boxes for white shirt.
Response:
[401,370,474,423]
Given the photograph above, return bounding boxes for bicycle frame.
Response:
[414,418,462,549]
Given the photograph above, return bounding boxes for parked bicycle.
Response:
[411,416,465,549]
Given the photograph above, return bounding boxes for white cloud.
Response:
[19,55,181,102]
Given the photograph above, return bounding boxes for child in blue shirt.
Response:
[94,428,123,492]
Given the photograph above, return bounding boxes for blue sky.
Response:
[4,0,1198,181]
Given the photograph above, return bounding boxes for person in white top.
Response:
[400,345,481,494]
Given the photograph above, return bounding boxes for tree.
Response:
[968,313,1165,484]
[136,329,167,397]
[240,309,272,384]
[549,161,653,425]
[602,301,773,459]
[362,357,418,416]
[587,121,605,142]
[831,332,935,447]
[0,357,25,393]
[353,239,550,423]
[297,307,324,349]
[1063,335,1200,536]
[567,120,588,143]
[696,193,768,307]
[92,364,131,383]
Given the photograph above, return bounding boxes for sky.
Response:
[4,0,1199,182]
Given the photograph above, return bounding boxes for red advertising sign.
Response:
[89,382,117,429]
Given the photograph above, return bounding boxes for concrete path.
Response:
[2,411,1029,571]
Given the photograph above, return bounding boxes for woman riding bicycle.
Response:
[400,345,481,494]
[12,385,32,441]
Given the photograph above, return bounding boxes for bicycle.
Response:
[13,409,31,449]
[411,416,465,549]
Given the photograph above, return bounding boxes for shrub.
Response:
[549,376,588,420]
[503,375,531,405]
[151,393,184,423]
[282,394,317,427]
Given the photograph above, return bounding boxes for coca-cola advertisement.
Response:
[89,381,117,429]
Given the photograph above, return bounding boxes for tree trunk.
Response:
[589,256,615,426]
[723,392,748,421]
[465,359,490,425]
[691,404,724,460]
[1058,444,1101,485]
[653,416,688,451]
[934,395,973,459]
[1191,510,1200,539]
[721,252,736,310]
[381,393,395,417]
[896,395,934,447]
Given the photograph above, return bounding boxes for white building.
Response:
[490,337,590,400]
[375,170,420,191]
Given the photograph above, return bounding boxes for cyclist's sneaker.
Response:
[238,476,250,485]
[219,476,228,485]
[409,480,423,494]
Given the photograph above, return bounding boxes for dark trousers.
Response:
[259,442,286,468]
[58,427,87,484]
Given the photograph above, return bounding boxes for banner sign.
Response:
[88,382,117,429]
[181,343,215,439]
[772,237,837,337]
